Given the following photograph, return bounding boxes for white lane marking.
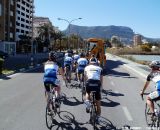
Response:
[124,64,147,79]
[122,106,133,121]
[111,81,115,86]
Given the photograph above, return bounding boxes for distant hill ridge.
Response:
[64,24,160,43]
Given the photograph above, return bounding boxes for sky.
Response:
[34,0,160,38]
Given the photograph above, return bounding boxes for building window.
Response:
[16,29,20,32]
[21,24,25,27]
[21,30,24,33]
[10,33,13,38]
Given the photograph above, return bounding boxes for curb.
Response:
[1,64,43,78]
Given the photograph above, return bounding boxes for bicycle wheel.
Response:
[45,101,55,129]
[145,103,157,127]
[90,105,97,130]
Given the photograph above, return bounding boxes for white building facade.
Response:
[16,0,34,41]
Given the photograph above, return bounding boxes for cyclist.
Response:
[140,60,160,118]
[73,51,80,80]
[64,53,73,82]
[76,52,88,84]
[65,49,73,57]
[84,57,103,123]
[43,52,62,107]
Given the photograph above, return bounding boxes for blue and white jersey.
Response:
[64,56,73,66]
[147,71,160,90]
[73,54,80,63]
[77,58,88,71]
[43,61,59,83]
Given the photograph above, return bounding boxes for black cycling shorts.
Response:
[64,64,71,71]
[85,79,101,100]
[44,81,58,92]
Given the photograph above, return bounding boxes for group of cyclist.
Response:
[43,49,103,123]
[43,48,160,124]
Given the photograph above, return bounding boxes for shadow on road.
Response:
[101,89,124,107]
[104,60,136,79]
[97,116,117,130]
[50,110,117,130]
[62,96,82,106]
[51,111,88,130]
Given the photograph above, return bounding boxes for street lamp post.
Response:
[57,18,82,49]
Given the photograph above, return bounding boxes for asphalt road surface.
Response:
[0,57,156,130]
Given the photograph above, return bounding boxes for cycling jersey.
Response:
[73,54,80,63]
[64,56,73,70]
[84,64,102,80]
[77,58,88,71]
[43,61,59,83]
[147,71,160,90]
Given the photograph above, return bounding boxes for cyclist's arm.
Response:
[141,80,150,94]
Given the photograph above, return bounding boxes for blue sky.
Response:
[34,0,160,38]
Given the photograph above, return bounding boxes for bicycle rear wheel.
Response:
[145,103,157,127]
[90,105,97,130]
[45,101,56,129]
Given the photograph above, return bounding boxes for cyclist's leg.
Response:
[95,90,101,116]
[44,82,51,103]
[85,80,91,100]
[147,90,159,114]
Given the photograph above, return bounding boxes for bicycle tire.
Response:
[89,92,97,130]
[90,104,97,130]
[145,103,157,127]
[45,101,55,129]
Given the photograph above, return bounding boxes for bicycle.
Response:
[45,83,61,129]
[141,94,160,129]
[89,91,97,130]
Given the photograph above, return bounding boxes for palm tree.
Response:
[37,23,55,48]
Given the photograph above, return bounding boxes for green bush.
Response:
[0,58,4,74]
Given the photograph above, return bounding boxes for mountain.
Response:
[63,24,160,44]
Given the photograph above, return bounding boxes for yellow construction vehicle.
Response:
[86,38,106,69]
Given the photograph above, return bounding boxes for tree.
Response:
[37,23,55,48]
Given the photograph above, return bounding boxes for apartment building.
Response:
[16,0,34,40]
[33,17,52,38]
[0,0,16,54]
[133,34,142,46]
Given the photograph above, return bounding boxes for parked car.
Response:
[0,50,9,59]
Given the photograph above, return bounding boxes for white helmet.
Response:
[149,60,160,68]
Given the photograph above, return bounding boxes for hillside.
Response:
[64,24,160,44]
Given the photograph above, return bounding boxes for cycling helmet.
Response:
[149,60,160,68]
[67,49,73,54]
[89,57,98,64]
[80,52,85,57]
[67,53,72,57]
[49,51,56,61]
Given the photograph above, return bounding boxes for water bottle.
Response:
[154,108,158,116]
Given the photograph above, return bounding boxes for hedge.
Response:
[0,58,4,74]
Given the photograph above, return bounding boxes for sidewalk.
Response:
[106,53,150,79]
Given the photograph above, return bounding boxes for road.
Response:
[0,56,154,130]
